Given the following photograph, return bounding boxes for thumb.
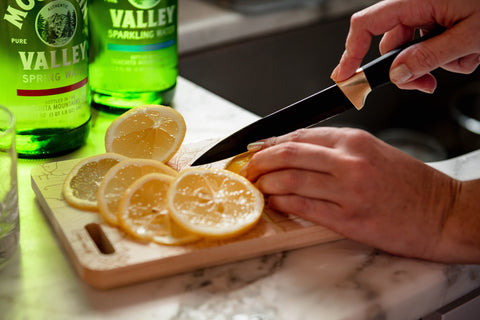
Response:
[389,25,477,85]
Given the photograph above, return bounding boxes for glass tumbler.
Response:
[0,106,19,268]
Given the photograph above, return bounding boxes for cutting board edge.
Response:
[77,225,343,290]
[31,175,95,283]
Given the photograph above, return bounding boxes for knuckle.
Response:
[410,45,440,72]
[337,130,376,170]
[350,12,366,29]
[289,128,309,142]
[285,196,313,216]
[268,136,280,147]
[341,128,373,145]
[275,142,299,162]
[278,170,304,191]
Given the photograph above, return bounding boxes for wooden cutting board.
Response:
[31,141,343,290]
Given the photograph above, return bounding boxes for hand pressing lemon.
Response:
[62,105,262,244]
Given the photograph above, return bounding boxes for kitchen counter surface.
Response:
[1,77,480,320]
[178,0,378,54]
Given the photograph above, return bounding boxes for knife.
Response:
[192,27,446,166]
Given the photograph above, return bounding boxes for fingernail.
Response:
[390,64,413,84]
[247,141,264,152]
[330,66,339,80]
[419,87,435,94]
[331,51,346,80]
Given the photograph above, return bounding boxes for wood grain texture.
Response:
[31,142,343,289]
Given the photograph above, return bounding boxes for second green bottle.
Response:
[88,0,178,113]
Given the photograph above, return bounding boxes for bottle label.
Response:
[0,0,90,131]
[108,1,176,44]
[88,0,178,94]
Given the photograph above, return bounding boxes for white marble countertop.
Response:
[1,77,480,320]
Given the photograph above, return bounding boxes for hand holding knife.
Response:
[191,27,445,166]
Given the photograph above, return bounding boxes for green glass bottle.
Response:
[0,0,91,158]
[88,0,178,113]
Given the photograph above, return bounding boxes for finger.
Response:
[252,127,342,150]
[242,141,338,182]
[390,22,480,86]
[255,169,340,200]
[331,0,416,81]
[331,48,367,82]
[395,73,437,93]
[330,24,373,81]
[266,194,344,231]
[379,24,415,55]
[441,53,480,74]
[331,0,480,82]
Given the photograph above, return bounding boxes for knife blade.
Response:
[191,27,445,166]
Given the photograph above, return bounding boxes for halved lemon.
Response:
[118,173,200,245]
[224,151,253,174]
[167,168,264,239]
[97,158,178,226]
[104,105,186,162]
[62,153,128,211]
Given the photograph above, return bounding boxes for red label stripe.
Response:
[17,77,88,97]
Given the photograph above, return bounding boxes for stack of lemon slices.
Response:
[62,105,264,245]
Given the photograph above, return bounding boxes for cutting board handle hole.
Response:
[85,223,115,254]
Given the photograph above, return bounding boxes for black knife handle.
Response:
[362,27,446,90]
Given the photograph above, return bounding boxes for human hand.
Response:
[240,127,480,263]
[331,0,480,93]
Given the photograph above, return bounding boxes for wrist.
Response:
[434,179,480,263]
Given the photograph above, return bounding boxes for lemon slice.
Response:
[118,173,200,245]
[63,153,127,211]
[167,168,264,239]
[104,105,186,162]
[97,158,178,226]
